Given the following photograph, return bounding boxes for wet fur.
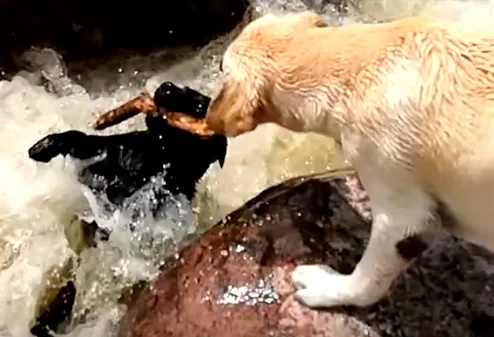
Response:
[205,12,494,308]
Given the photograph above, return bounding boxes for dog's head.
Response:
[154,81,211,118]
[205,11,327,137]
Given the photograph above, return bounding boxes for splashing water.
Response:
[1,0,494,336]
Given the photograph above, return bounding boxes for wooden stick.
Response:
[93,92,156,130]
[92,92,217,137]
[162,111,216,137]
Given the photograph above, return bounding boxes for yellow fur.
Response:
[206,11,494,308]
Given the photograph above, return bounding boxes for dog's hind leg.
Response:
[292,165,436,308]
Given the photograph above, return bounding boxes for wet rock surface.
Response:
[118,169,494,337]
[30,257,77,337]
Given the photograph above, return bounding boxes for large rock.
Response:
[0,0,248,69]
[117,169,494,337]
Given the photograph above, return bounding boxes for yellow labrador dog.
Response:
[205,11,494,309]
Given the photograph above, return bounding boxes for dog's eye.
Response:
[219,59,223,72]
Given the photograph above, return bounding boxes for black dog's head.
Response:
[153,81,211,118]
[148,81,227,168]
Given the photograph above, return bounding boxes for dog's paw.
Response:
[28,130,88,163]
[292,264,355,308]
[28,133,64,162]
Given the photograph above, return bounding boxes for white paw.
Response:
[291,264,352,308]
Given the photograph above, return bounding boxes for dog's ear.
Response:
[214,135,227,168]
[206,75,264,137]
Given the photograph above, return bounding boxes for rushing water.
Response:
[1,0,494,336]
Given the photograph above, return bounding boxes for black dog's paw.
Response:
[153,81,211,118]
[28,133,62,162]
[28,131,83,162]
[28,130,105,163]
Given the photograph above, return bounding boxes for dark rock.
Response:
[0,0,249,70]
[30,281,76,337]
[30,258,77,337]
[118,169,494,337]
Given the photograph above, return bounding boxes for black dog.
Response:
[28,81,227,213]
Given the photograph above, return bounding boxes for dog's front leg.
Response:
[292,167,435,308]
